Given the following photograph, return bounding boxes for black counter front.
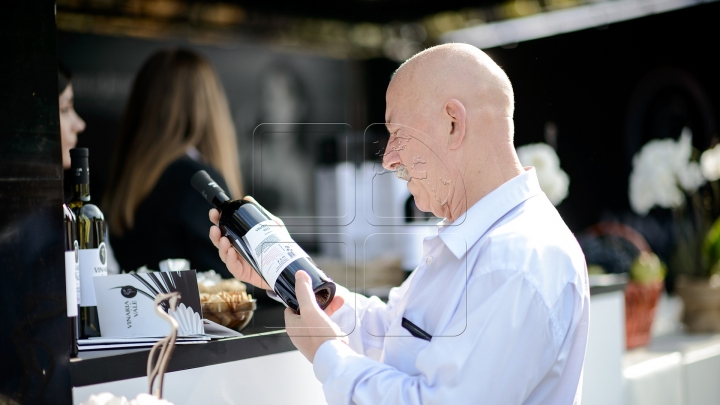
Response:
[71,274,628,399]
[71,331,295,387]
[70,305,293,387]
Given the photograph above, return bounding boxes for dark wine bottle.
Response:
[191,170,336,311]
[68,148,107,338]
[63,204,80,357]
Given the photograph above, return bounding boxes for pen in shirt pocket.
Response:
[402,317,432,341]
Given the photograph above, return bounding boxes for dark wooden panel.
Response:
[0,2,61,175]
[0,1,71,404]
[0,180,71,405]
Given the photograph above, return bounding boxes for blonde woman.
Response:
[104,49,243,277]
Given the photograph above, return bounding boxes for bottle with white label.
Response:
[68,148,107,338]
[63,203,80,356]
[191,170,336,311]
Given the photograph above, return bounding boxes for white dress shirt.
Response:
[313,168,590,405]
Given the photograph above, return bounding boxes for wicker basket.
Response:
[202,299,256,332]
[200,291,256,332]
[625,281,664,349]
[589,222,663,349]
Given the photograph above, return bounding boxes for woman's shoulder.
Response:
[145,156,231,225]
[164,155,223,180]
[159,156,229,192]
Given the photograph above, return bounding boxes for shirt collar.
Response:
[438,167,542,259]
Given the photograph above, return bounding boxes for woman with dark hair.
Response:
[58,61,86,169]
[104,48,243,277]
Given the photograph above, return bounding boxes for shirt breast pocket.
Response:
[383,321,432,376]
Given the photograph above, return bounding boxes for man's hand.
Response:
[208,196,281,289]
[284,271,348,362]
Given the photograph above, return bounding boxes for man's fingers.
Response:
[209,225,222,248]
[218,236,233,263]
[225,242,239,265]
[209,208,220,225]
[218,236,241,267]
[324,295,345,317]
[294,270,319,311]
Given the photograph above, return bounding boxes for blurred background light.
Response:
[63,0,700,61]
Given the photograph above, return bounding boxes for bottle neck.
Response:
[212,192,231,209]
[71,158,91,202]
[72,183,91,202]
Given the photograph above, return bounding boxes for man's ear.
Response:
[445,99,466,150]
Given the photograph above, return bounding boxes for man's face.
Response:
[382,82,455,218]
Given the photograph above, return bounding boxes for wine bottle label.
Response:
[64,243,79,317]
[242,220,310,288]
[78,242,108,306]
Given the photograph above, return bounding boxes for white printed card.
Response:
[93,270,204,338]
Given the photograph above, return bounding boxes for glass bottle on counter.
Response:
[63,204,80,356]
[68,148,107,338]
[191,170,336,312]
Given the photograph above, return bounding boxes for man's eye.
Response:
[60,108,70,113]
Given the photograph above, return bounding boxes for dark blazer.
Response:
[111,156,234,278]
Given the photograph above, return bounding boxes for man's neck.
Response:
[444,147,524,223]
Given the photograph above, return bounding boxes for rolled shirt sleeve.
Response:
[314,269,570,405]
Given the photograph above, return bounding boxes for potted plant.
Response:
[579,221,666,348]
[629,128,720,332]
[626,250,667,347]
[675,139,720,332]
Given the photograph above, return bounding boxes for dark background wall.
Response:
[57,3,719,263]
[57,33,363,214]
[487,3,719,239]
[358,4,720,255]
[0,1,73,404]
[57,33,364,256]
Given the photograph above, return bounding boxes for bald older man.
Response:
[209,43,589,404]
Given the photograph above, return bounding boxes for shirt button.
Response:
[426,256,433,265]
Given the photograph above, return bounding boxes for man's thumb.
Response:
[294,270,318,311]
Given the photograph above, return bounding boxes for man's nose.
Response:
[382,146,401,171]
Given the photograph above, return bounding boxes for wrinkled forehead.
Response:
[384,76,419,133]
[384,79,400,126]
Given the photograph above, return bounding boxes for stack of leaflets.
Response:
[81,270,242,351]
[77,319,241,351]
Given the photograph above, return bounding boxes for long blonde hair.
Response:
[105,48,242,235]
